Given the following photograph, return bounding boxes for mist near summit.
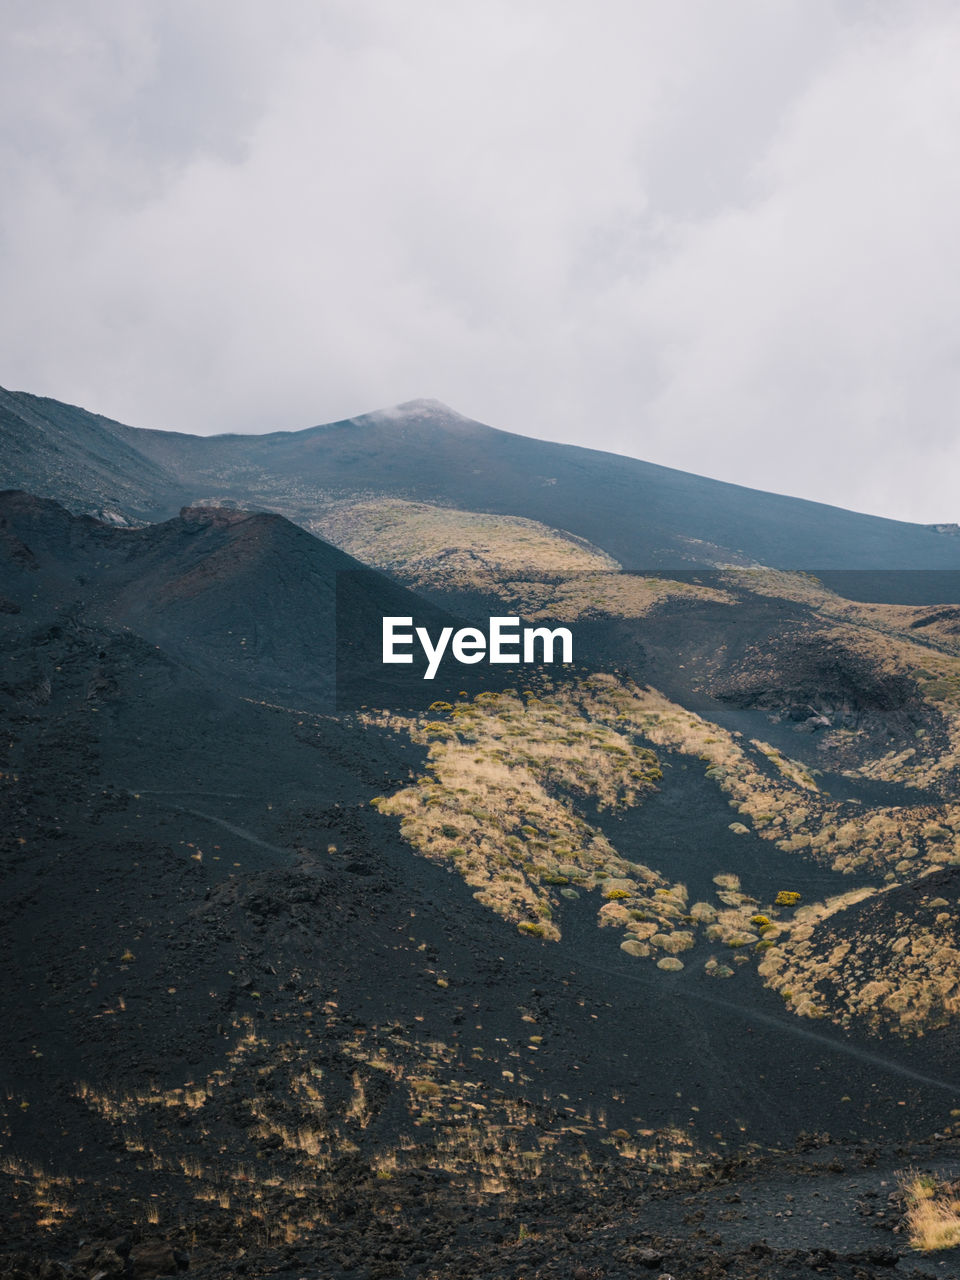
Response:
[2,0,959,523]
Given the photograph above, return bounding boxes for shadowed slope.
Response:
[0,492,461,708]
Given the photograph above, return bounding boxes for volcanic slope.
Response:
[0,490,485,709]
[0,389,180,524]
[4,499,960,1278]
[4,385,960,573]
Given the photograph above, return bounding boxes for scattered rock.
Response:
[128,1242,182,1278]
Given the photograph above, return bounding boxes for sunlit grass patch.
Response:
[899,1169,960,1252]
[371,685,670,942]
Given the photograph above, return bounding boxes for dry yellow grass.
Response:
[573,674,960,880]
[757,887,960,1035]
[58,1003,715,1245]
[313,498,960,831]
[309,498,619,580]
[900,1170,960,1252]
[371,685,670,941]
[369,677,849,966]
[368,670,958,955]
[495,573,736,623]
[310,496,738,619]
[367,622,960,1027]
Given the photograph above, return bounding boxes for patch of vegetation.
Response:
[576,674,958,881]
[309,498,619,589]
[758,886,960,1036]
[899,1168,960,1252]
[775,890,802,907]
[371,662,960,1024]
[370,686,669,943]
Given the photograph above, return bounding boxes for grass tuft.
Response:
[900,1169,960,1252]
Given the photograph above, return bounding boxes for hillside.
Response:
[3,486,960,1275]
[0,491,479,710]
[3,385,960,575]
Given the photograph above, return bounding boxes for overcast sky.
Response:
[2,1,959,523]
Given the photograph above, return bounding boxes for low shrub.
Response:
[775,890,802,907]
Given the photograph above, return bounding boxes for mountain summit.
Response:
[3,384,960,571]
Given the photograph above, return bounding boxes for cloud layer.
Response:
[2,0,958,522]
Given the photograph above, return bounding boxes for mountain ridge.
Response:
[3,383,960,574]
[0,490,476,709]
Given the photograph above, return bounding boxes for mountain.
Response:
[0,388,181,523]
[3,385,960,573]
[6,402,960,1275]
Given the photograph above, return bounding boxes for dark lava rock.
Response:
[128,1242,183,1277]
[636,1247,664,1267]
[72,1244,125,1277]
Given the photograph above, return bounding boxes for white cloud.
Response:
[1,0,958,520]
